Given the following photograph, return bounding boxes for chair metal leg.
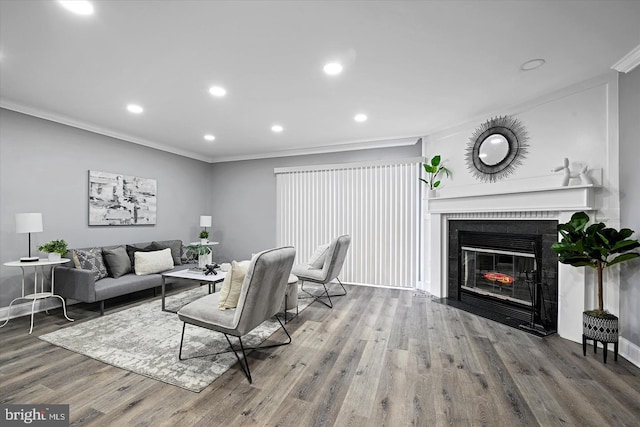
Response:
[333,277,348,297]
[300,277,347,308]
[178,323,187,360]
[318,283,334,308]
[178,316,292,384]
[224,334,253,384]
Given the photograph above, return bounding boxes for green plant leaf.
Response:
[610,239,640,253]
[38,239,69,255]
[185,245,211,256]
[431,155,441,167]
[569,211,589,231]
[434,181,441,188]
[607,252,640,267]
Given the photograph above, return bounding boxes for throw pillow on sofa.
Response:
[218,260,251,310]
[102,246,132,278]
[134,248,175,275]
[149,240,182,265]
[181,245,198,264]
[73,248,108,282]
[126,244,154,273]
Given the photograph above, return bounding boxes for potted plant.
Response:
[199,230,209,244]
[419,155,451,197]
[38,239,69,261]
[552,211,639,362]
[186,244,212,269]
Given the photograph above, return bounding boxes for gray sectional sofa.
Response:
[54,239,196,315]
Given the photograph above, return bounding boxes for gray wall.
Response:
[619,66,640,347]
[0,109,211,307]
[209,143,422,262]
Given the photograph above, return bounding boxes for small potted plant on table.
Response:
[186,244,212,270]
[552,211,639,363]
[38,239,69,261]
[199,230,209,245]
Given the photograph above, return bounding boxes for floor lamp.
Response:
[16,213,43,262]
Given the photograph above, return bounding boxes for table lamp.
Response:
[200,215,212,233]
[16,213,43,262]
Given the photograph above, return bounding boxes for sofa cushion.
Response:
[134,248,174,275]
[73,248,108,282]
[218,260,250,310]
[149,240,182,265]
[102,245,132,278]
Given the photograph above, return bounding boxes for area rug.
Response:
[39,285,315,392]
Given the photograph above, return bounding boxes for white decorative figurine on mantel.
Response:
[552,158,592,186]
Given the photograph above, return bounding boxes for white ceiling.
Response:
[1,1,639,163]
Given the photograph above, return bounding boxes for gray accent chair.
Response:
[177,246,296,384]
[292,234,351,308]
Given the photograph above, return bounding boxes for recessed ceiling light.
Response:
[323,62,343,76]
[126,104,143,114]
[58,1,94,16]
[204,134,215,141]
[209,86,227,97]
[521,58,546,71]
[271,124,284,133]
[354,113,368,122]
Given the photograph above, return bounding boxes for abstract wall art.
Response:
[89,170,157,226]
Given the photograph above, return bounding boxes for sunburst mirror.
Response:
[465,115,529,183]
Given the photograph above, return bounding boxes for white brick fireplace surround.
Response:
[424,182,599,344]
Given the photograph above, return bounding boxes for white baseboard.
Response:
[0,298,64,323]
[619,337,640,368]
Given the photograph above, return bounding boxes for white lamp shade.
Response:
[199,215,212,227]
[16,213,43,234]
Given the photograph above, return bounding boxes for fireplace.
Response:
[443,220,558,335]
[425,181,598,342]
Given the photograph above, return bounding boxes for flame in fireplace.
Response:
[483,272,515,285]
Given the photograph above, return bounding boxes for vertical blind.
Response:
[275,158,423,288]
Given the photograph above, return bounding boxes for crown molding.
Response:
[0,99,212,162]
[2,99,420,164]
[207,136,421,163]
[612,44,640,73]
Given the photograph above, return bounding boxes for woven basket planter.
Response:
[583,311,619,343]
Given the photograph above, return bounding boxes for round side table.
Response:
[2,258,74,334]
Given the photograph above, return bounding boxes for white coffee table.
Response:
[161,268,227,313]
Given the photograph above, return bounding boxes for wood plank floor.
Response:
[1,283,639,426]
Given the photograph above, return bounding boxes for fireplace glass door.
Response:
[461,246,535,306]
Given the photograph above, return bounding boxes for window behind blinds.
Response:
[275,158,423,288]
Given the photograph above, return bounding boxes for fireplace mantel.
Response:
[428,184,598,214]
